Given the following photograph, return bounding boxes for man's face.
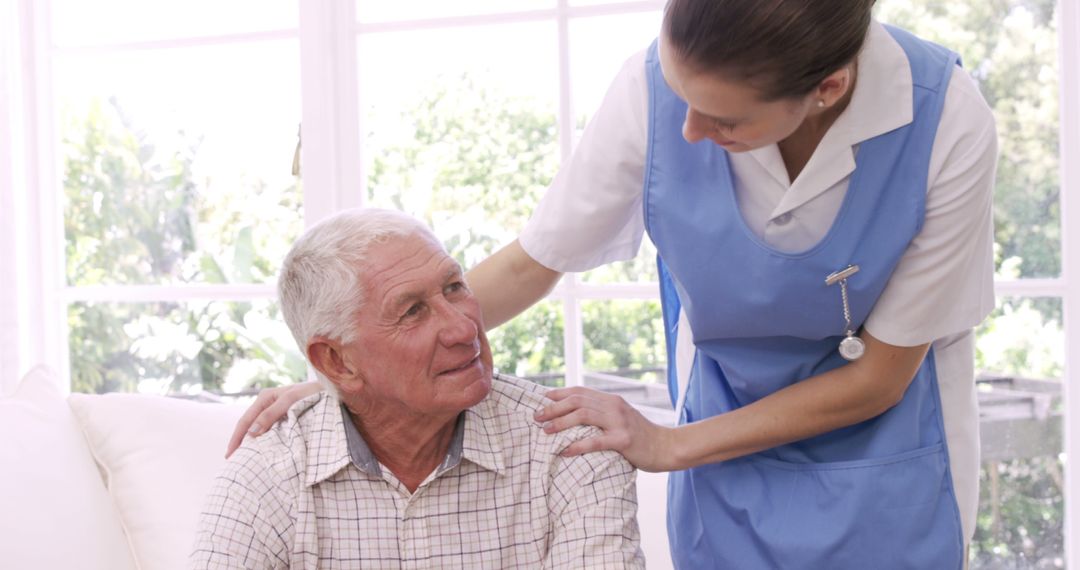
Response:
[335,232,493,417]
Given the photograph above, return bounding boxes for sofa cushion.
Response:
[68,391,245,570]
[0,366,138,570]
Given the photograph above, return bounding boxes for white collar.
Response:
[749,20,915,217]
[829,20,914,145]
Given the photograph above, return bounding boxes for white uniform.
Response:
[519,21,997,541]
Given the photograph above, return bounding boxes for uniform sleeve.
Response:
[863,66,998,347]
[519,50,651,272]
[543,441,645,569]
[190,446,293,570]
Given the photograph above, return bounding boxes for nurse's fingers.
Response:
[545,386,601,401]
[541,407,613,435]
[535,386,618,423]
[226,387,283,458]
[559,434,626,458]
[225,381,322,458]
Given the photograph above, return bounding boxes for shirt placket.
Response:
[399,490,430,570]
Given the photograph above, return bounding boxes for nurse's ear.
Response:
[810,64,856,110]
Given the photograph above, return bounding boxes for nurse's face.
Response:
[659,38,816,152]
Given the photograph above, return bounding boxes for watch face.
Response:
[839,336,866,361]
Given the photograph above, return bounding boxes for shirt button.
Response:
[773,212,793,226]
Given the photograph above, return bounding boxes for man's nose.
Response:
[682,108,710,143]
[436,301,479,347]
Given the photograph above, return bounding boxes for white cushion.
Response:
[0,366,137,570]
[68,391,246,570]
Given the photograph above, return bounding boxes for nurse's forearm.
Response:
[668,331,930,470]
[466,239,563,330]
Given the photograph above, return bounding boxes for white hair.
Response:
[278,208,434,395]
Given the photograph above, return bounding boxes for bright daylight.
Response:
[1,0,1077,569]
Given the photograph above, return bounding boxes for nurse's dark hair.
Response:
[662,0,876,101]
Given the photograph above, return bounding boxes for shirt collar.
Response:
[828,20,914,146]
[460,382,508,474]
[303,393,354,487]
[748,20,914,218]
[340,405,472,478]
[305,387,506,487]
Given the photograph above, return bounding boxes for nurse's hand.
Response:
[535,386,677,472]
[225,381,323,458]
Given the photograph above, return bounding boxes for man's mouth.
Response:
[439,352,481,376]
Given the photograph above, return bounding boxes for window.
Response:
[46,0,303,395]
[873,2,1070,565]
[4,0,1077,567]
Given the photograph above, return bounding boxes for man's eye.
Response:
[445,281,466,294]
[403,303,423,318]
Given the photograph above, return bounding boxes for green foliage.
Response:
[976,297,1063,380]
[63,98,198,285]
[63,98,305,394]
[877,0,1060,278]
[583,300,665,378]
[973,457,1065,568]
[487,302,565,381]
[365,73,559,269]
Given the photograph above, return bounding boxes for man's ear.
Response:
[307,338,353,384]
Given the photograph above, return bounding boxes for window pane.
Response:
[51,0,298,46]
[582,299,672,424]
[876,1,1060,278]
[359,23,559,269]
[57,41,303,287]
[582,298,667,389]
[975,296,1064,567]
[568,11,661,128]
[568,11,662,283]
[68,300,305,395]
[487,301,565,385]
[977,297,1064,380]
[356,0,553,24]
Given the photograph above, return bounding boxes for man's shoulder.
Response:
[483,374,608,452]
[487,373,552,414]
[228,391,334,483]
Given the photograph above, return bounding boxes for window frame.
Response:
[2,0,1076,562]
[1057,0,1079,559]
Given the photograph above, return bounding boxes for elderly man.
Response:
[191,208,643,569]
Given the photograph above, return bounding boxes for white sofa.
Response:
[0,366,673,570]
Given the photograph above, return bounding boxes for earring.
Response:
[817,100,826,108]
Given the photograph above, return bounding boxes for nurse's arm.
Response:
[466,239,563,330]
[669,331,930,468]
[536,331,929,472]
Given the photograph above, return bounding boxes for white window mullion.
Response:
[64,284,278,304]
[563,281,585,387]
[1058,0,1080,562]
[0,0,27,393]
[993,278,1066,298]
[21,0,68,393]
[299,0,363,227]
[554,0,585,387]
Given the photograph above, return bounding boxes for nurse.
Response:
[229,0,997,567]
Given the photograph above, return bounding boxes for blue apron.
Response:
[644,26,965,569]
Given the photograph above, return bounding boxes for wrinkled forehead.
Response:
[363,232,460,298]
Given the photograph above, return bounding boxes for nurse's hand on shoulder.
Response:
[535,387,677,472]
[224,380,323,458]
